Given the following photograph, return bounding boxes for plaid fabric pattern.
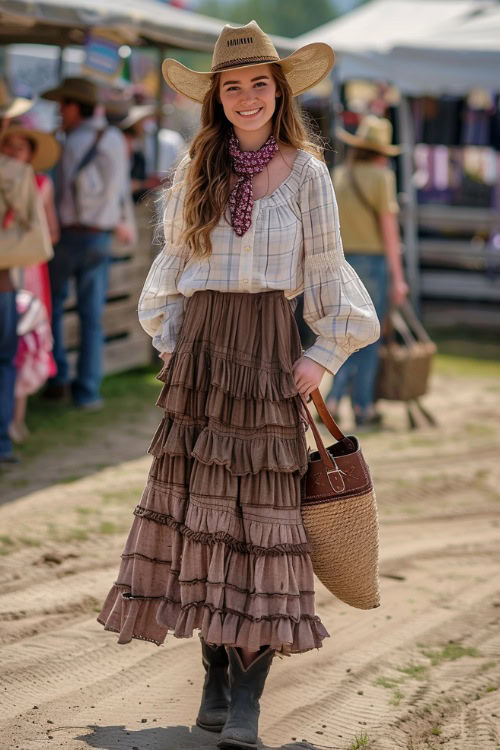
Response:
[138,150,380,374]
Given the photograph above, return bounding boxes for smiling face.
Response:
[219,64,279,141]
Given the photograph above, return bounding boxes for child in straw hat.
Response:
[98,21,379,749]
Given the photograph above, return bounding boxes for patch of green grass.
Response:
[420,643,480,666]
[17,365,160,463]
[75,506,98,516]
[100,487,143,505]
[389,687,405,706]
[0,534,15,547]
[59,474,85,484]
[396,663,428,680]
[430,328,500,378]
[431,727,441,736]
[98,521,121,535]
[486,685,497,693]
[17,536,41,548]
[348,732,370,749]
[479,661,497,674]
[375,676,402,689]
[62,528,89,542]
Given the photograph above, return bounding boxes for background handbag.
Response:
[376,301,437,427]
[301,389,380,610]
[0,158,53,270]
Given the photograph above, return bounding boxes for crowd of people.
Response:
[0,65,409,467]
[0,75,185,464]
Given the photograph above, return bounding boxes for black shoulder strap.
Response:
[74,128,107,177]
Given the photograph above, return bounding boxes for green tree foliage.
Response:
[197,0,338,38]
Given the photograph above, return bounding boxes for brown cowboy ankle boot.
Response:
[196,641,230,733]
[217,646,274,749]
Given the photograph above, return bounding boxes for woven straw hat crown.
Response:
[162,20,335,104]
[337,115,401,156]
[211,19,281,72]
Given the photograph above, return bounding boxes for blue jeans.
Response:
[0,291,18,456]
[49,230,111,406]
[326,254,388,412]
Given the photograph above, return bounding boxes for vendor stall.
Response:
[299,0,500,329]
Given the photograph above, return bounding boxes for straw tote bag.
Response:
[301,390,380,610]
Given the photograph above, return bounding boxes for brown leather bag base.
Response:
[301,390,380,610]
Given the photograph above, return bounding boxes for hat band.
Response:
[211,55,280,73]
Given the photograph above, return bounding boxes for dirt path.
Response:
[1,370,500,750]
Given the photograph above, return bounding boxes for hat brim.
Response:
[336,126,401,156]
[41,85,97,106]
[118,104,156,131]
[1,127,61,171]
[0,98,33,119]
[162,42,335,104]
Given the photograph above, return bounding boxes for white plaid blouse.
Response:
[138,150,379,374]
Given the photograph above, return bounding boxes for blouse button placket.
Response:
[238,220,256,291]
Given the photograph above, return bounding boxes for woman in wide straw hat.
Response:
[0,126,60,443]
[324,115,409,429]
[98,21,379,748]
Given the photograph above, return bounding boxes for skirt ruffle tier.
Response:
[98,290,329,653]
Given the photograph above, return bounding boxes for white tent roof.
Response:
[298,0,500,94]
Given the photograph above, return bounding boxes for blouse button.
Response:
[243,278,249,283]
[244,246,251,252]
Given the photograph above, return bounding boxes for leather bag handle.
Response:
[300,389,352,473]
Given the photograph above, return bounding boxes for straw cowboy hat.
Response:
[1,127,61,172]
[41,77,99,107]
[0,78,33,119]
[336,115,401,156]
[162,20,335,104]
[117,104,156,131]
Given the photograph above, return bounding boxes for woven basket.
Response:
[301,391,380,610]
[377,302,436,402]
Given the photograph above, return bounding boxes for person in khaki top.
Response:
[325,115,409,429]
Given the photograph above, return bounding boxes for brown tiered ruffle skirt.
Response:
[97,290,329,653]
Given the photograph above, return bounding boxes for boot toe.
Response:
[196,707,228,732]
[218,726,258,748]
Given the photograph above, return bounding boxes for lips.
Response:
[236,107,263,118]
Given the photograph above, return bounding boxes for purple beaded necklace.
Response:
[228,131,278,237]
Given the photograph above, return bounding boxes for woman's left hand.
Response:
[292,356,326,398]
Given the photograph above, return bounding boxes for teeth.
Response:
[239,108,260,116]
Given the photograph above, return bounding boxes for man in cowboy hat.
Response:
[41,77,132,410]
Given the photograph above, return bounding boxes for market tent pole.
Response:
[397,95,419,308]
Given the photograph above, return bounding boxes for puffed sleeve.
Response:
[138,156,190,353]
[300,160,380,374]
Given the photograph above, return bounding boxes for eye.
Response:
[254,81,267,88]
[226,86,239,92]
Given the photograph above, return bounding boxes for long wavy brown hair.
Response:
[179,63,323,258]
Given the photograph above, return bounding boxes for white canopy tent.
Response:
[298,0,500,306]
[298,0,500,96]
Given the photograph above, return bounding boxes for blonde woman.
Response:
[98,22,379,749]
